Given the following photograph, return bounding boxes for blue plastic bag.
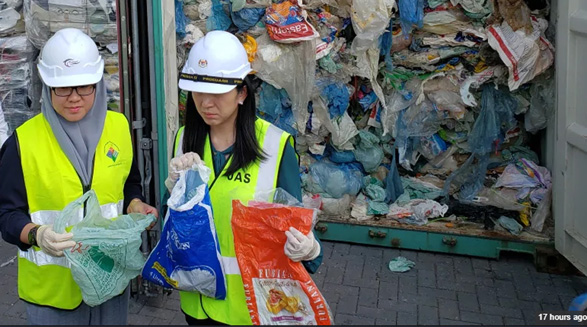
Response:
[142,163,226,300]
[175,0,189,38]
[207,0,232,31]
[231,7,265,32]
[398,0,425,36]
[309,161,362,199]
[258,83,298,136]
[442,85,518,200]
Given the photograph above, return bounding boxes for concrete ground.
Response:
[1,239,585,325]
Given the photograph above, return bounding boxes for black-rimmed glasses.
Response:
[52,85,96,97]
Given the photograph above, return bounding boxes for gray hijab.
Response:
[41,79,108,186]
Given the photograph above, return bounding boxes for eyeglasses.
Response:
[52,85,96,97]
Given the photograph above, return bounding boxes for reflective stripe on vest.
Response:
[174,119,291,325]
[18,201,123,268]
[16,111,132,309]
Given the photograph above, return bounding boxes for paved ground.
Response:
[1,239,586,325]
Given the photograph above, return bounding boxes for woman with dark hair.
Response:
[164,30,323,326]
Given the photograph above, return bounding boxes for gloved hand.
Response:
[36,225,76,257]
[284,227,320,262]
[165,152,202,192]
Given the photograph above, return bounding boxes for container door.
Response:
[554,0,587,275]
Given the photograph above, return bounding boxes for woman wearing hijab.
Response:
[164,30,323,326]
[0,28,157,325]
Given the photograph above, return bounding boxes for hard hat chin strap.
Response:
[179,73,243,86]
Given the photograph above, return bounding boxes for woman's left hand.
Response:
[127,198,159,230]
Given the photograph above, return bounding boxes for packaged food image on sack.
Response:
[231,199,333,325]
[53,190,155,307]
[142,162,227,300]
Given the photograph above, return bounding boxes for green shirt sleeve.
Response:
[277,141,323,274]
[276,141,302,202]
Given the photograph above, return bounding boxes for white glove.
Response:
[284,227,320,262]
[165,152,202,192]
[36,225,76,257]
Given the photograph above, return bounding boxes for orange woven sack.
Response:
[231,200,333,325]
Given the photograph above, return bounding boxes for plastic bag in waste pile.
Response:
[525,71,555,134]
[207,0,231,31]
[398,0,425,36]
[388,199,448,225]
[487,16,554,91]
[0,3,21,36]
[24,0,118,49]
[252,32,315,134]
[0,101,8,147]
[493,158,551,205]
[443,85,518,200]
[232,7,265,32]
[53,190,155,307]
[264,0,319,43]
[308,161,362,199]
[353,130,384,173]
[142,162,226,299]
[350,0,395,52]
[231,200,333,325]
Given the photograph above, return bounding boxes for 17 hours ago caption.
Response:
[538,313,587,324]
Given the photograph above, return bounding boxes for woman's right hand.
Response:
[165,152,203,192]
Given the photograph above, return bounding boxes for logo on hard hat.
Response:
[198,59,207,68]
[63,59,80,67]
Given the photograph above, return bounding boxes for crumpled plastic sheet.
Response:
[252,32,316,134]
[497,215,523,235]
[395,100,442,170]
[350,0,395,52]
[486,17,554,91]
[402,176,443,200]
[388,256,415,272]
[442,85,518,201]
[0,3,21,36]
[257,82,297,136]
[451,0,493,19]
[24,0,118,49]
[368,200,389,215]
[330,147,356,163]
[231,7,265,32]
[365,183,386,202]
[0,102,8,147]
[176,0,189,38]
[206,0,231,31]
[351,193,373,221]
[389,198,449,225]
[493,158,552,204]
[525,71,555,134]
[311,95,358,150]
[353,130,384,172]
[321,194,352,217]
[319,80,351,119]
[398,0,424,36]
[530,187,551,233]
[308,161,363,199]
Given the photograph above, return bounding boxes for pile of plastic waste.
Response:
[185,0,555,236]
[0,1,39,146]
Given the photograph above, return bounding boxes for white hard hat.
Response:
[37,28,104,87]
[179,30,252,94]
